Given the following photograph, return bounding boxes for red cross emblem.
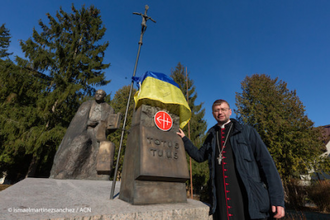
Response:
[154,111,173,131]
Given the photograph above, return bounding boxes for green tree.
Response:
[20,4,110,115]
[108,85,136,180]
[0,5,110,181]
[0,26,48,180]
[170,62,208,195]
[0,57,52,180]
[235,74,328,180]
[0,24,12,58]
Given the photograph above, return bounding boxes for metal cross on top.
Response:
[133,5,156,45]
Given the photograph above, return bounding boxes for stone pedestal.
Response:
[119,105,189,205]
[0,178,212,220]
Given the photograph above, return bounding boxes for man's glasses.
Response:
[213,108,230,113]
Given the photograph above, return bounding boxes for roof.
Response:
[321,124,330,143]
[322,124,330,136]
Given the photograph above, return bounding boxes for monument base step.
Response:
[0,178,211,220]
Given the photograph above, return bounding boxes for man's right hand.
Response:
[177,128,185,138]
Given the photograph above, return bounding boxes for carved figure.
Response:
[50,90,120,180]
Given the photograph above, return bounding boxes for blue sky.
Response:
[2,0,329,129]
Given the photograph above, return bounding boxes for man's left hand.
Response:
[272,206,285,219]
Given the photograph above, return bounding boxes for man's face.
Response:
[212,103,232,125]
[95,90,105,102]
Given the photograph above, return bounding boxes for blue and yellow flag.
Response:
[133,71,191,129]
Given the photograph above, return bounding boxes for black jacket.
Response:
[182,119,284,219]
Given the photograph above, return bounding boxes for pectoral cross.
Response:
[217,153,223,165]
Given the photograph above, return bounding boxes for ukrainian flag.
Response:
[133,71,191,129]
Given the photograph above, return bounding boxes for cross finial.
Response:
[133,5,156,35]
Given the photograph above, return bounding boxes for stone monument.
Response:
[119,71,191,205]
[50,89,121,180]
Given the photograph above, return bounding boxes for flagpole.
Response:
[110,5,156,200]
[186,67,193,199]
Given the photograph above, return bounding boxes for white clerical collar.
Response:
[220,120,231,129]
